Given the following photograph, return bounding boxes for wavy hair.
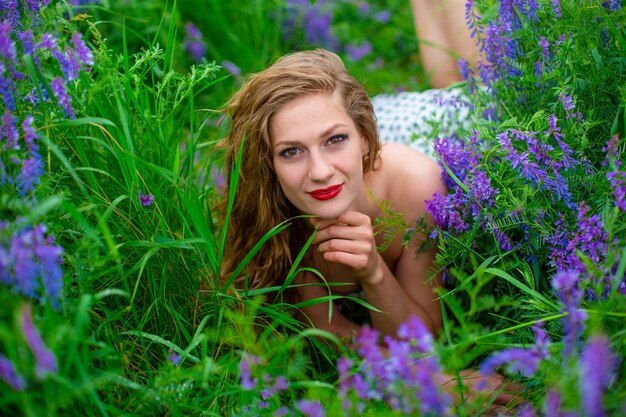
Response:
[218,48,381,290]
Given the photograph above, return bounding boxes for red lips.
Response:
[308,184,343,200]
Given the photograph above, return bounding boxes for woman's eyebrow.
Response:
[273,123,348,148]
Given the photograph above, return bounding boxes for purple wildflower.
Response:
[183,22,206,62]
[552,271,588,355]
[543,390,562,417]
[464,0,482,42]
[0,71,16,111]
[238,353,259,390]
[604,136,626,211]
[2,223,64,306]
[345,41,372,62]
[479,322,550,378]
[221,60,241,78]
[534,60,543,79]
[373,10,391,24]
[139,191,153,206]
[0,21,18,62]
[579,335,617,417]
[22,115,39,154]
[302,1,339,50]
[517,403,537,417]
[37,32,58,52]
[397,314,433,353]
[17,156,43,196]
[525,0,540,21]
[50,77,75,119]
[0,354,26,391]
[1,109,19,149]
[539,37,550,57]
[608,0,621,11]
[296,399,326,417]
[20,303,58,378]
[34,235,64,307]
[458,58,476,93]
[167,349,182,365]
[559,88,583,121]
[551,0,562,18]
[0,1,20,26]
[70,32,94,68]
[10,230,39,297]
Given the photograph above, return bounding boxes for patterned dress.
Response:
[371,87,473,158]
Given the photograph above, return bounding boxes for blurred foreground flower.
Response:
[338,315,452,416]
[0,354,26,391]
[20,303,58,378]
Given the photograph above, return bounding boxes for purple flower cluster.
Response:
[426,132,505,248]
[603,135,626,211]
[0,7,94,121]
[1,110,44,197]
[237,352,297,415]
[283,0,339,51]
[0,222,64,308]
[533,333,618,417]
[550,203,608,278]
[183,22,206,62]
[479,322,550,379]
[551,271,588,356]
[338,315,452,416]
[497,125,574,207]
[345,41,372,62]
[559,88,583,122]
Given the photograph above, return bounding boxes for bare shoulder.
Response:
[375,142,445,219]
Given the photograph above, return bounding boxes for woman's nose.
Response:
[307,152,334,181]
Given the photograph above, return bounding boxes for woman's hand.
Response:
[311,210,383,285]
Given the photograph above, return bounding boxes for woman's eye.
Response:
[327,134,348,146]
[279,147,300,159]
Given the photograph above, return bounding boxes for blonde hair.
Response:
[219,48,381,290]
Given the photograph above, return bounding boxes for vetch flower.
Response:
[0,354,26,391]
[221,60,241,78]
[238,352,259,390]
[579,335,617,417]
[20,303,58,378]
[296,399,326,417]
[17,156,43,196]
[183,22,206,62]
[167,349,182,366]
[479,322,550,379]
[70,32,94,68]
[346,41,372,61]
[139,191,153,206]
[1,109,19,150]
[539,37,550,57]
[50,77,75,118]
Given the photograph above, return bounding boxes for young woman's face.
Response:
[270,91,368,219]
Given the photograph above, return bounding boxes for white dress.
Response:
[371,88,473,158]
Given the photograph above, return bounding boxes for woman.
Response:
[220,48,444,339]
[219,48,518,411]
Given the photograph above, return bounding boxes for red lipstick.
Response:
[309,184,343,200]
